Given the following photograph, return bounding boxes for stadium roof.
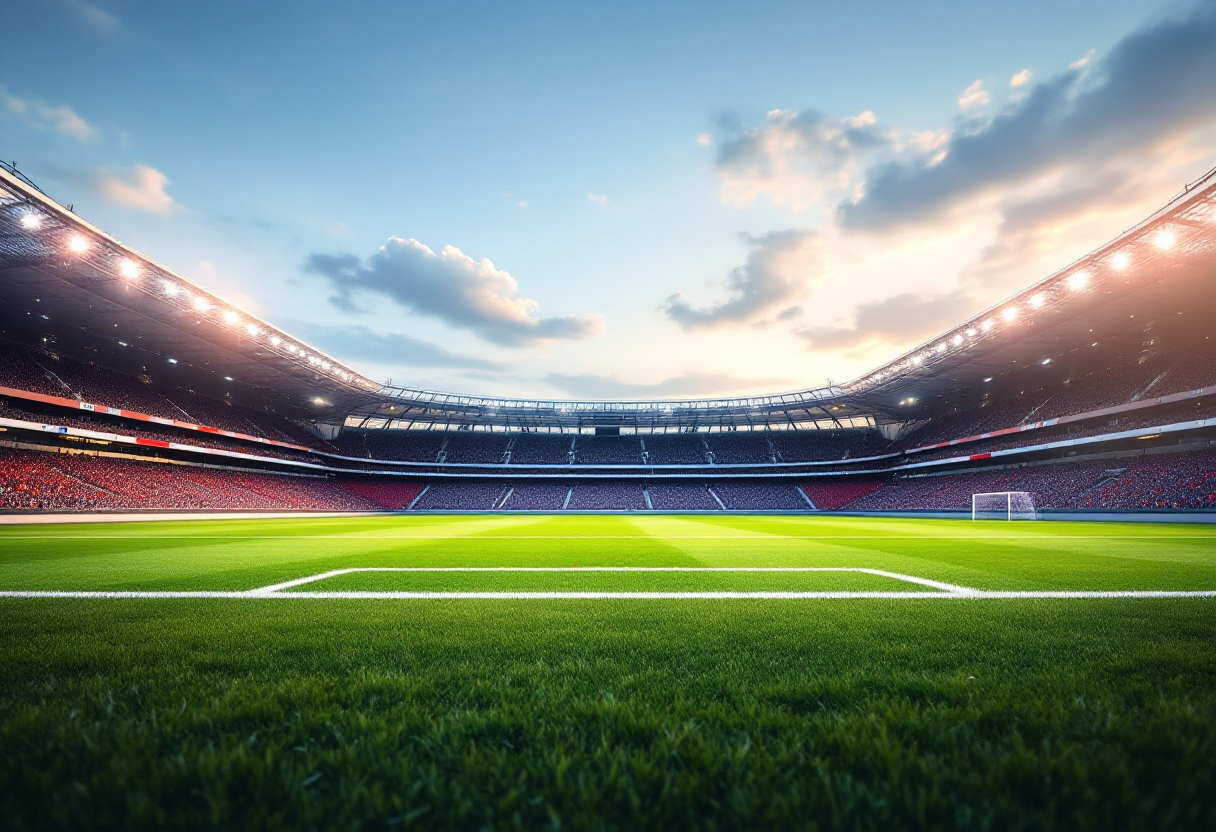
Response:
[2,162,1215,432]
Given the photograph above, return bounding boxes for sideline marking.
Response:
[250,566,972,595]
[0,590,1214,600]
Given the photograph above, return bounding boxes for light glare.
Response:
[20,213,41,230]
[221,310,240,325]
[119,259,139,278]
[1029,292,1046,308]
[1154,229,1176,250]
[193,296,211,312]
[68,235,89,253]
[1111,252,1130,270]
[1001,307,1018,322]
[1067,271,1089,291]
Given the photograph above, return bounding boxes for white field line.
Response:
[248,566,972,595]
[1,590,1215,600]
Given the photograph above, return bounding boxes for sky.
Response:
[3,0,1215,400]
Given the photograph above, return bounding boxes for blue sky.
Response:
[3,0,1214,398]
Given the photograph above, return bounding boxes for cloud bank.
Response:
[715,109,892,209]
[663,229,819,329]
[305,237,606,347]
[837,4,1216,232]
[798,290,976,352]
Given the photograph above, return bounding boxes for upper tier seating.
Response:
[705,433,773,464]
[573,436,643,465]
[642,435,708,464]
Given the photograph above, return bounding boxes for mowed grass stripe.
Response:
[0,515,1214,592]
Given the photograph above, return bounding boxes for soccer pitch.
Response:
[2,514,1215,829]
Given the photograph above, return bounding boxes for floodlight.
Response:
[68,235,89,253]
[312,397,328,405]
[983,377,993,382]
[1067,271,1089,290]
[163,280,180,296]
[224,376,233,381]
[1042,358,1052,364]
[912,355,924,365]
[1154,229,1176,250]
[1001,307,1018,321]
[193,296,211,312]
[167,358,178,364]
[982,319,994,331]
[246,323,262,336]
[221,310,240,325]
[119,259,139,278]
[952,334,963,346]
[965,328,976,337]
[270,335,282,346]
[20,213,41,230]
[1029,292,1046,308]
[1111,252,1130,270]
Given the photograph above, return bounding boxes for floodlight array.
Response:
[849,167,1216,395]
[3,192,381,399]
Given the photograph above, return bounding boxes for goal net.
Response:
[972,491,1038,521]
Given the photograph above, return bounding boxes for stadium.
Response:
[3,4,1216,830]
[3,161,1216,516]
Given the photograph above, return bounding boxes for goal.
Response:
[972,491,1038,520]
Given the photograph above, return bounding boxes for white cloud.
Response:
[304,237,606,348]
[2,87,95,141]
[89,165,181,214]
[957,79,990,110]
[696,133,712,146]
[1070,49,1095,70]
[713,109,893,209]
[587,193,609,207]
[1010,68,1033,88]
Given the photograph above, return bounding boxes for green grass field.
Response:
[2,514,1215,830]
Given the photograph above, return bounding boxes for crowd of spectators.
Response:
[712,482,808,510]
[502,483,569,510]
[573,436,643,465]
[337,480,425,509]
[647,483,720,510]
[412,482,506,510]
[706,433,774,464]
[771,429,889,462]
[0,447,375,511]
[567,482,646,510]
[842,449,1216,512]
[801,480,881,510]
[508,434,574,464]
[1074,450,1216,510]
[643,435,709,464]
[442,432,510,464]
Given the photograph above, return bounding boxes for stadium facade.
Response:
[2,161,1216,514]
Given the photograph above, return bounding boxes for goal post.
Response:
[972,491,1038,521]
